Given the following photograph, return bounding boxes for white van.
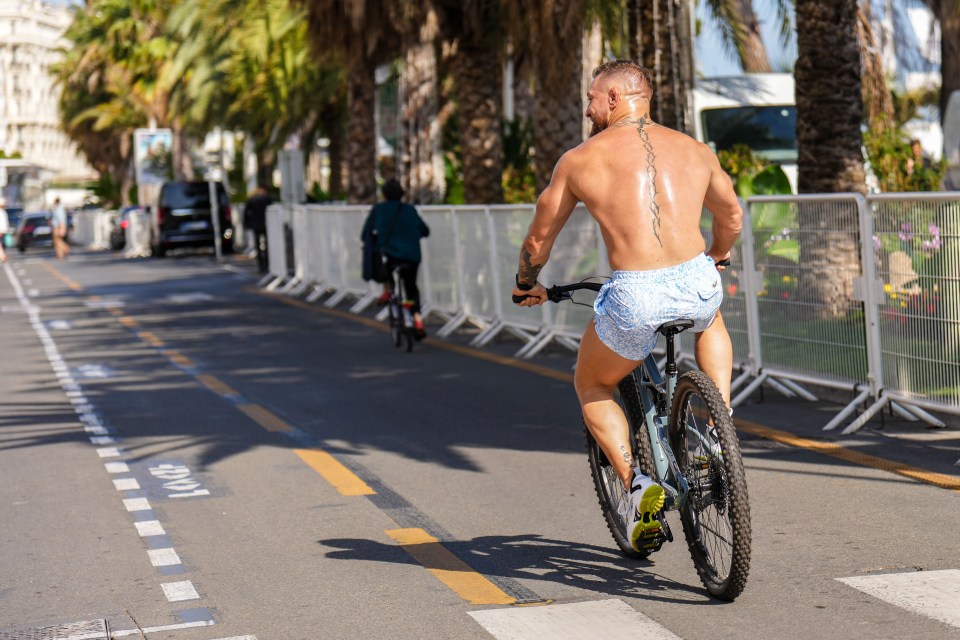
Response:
[692,73,797,192]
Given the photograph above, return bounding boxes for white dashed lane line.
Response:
[837,568,960,629]
[162,580,201,602]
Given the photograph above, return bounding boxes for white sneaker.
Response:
[627,471,665,552]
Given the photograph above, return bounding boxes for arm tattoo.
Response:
[518,247,543,285]
[613,114,662,246]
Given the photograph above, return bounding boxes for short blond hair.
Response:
[592,59,654,100]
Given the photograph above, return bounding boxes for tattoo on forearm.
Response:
[518,248,543,284]
[620,445,632,467]
[613,114,662,246]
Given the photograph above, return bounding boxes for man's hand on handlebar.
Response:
[512,282,548,306]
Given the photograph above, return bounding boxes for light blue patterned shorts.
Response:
[594,253,723,361]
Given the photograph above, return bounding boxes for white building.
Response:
[0,0,93,185]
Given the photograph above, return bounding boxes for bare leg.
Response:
[575,321,644,491]
[694,311,733,407]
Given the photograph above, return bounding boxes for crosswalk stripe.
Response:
[468,599,681,640]
[837,568,960,628]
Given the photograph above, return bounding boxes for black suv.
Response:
[151,181,234,257]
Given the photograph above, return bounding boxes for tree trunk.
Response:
[400,13,444,204]
[325,110,345,200]
[938,1,960,125]
[171,124,194,182]
[346,58,378,205]
[639,0,692,134]
[736,0,772,72]
[795,0,865,318]
[456,42,504,204]
[531,2,584,193]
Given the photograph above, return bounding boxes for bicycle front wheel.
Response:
[585,371,656,559]
[669,371,751,600]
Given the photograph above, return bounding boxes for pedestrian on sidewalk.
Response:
[52,198,69,260]
[0,199,9,263]
[243,186,272,273]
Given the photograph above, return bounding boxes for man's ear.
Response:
[607,86,620,109]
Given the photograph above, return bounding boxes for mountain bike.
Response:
[387,264,416,352]
[515,280,752,601]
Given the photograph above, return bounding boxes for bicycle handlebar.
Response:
[512,259,730,305]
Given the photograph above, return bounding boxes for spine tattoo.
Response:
[615,115,662,246]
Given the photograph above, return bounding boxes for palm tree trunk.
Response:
[399,11,444,204]
[456,42,504,204]
[323,109,345,200]
[795,0,866,318]
[937,1,960,125]
[735,0,772,73]
[639,0,692,134]
[346,58,378,205]
[530,0,585,192]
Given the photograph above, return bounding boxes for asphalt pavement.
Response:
[0,245,958,640]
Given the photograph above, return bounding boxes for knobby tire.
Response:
[670,371,751,601]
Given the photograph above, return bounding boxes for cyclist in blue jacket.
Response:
[361,179,431,338]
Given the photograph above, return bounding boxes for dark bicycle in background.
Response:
[387,264,417,353]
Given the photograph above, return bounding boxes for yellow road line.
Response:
[166,351,194,367]
[118,316,139,329]
[385,528,515,605]
[138,331,165,347]
[236,403,294,433]
[736,420,960,493]
[197,374,238,397]
[42,262,81,290]
[294,448,375,496]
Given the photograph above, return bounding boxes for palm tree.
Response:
[926,0,960,124]
[435,0,506,204]
[517,0,588,192]
[302,0,401,204]
[795,0,866,317]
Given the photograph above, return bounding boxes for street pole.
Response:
[208,179,222,261]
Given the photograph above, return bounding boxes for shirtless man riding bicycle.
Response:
[511,59,742,551]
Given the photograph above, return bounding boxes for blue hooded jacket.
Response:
[361,200,430,263]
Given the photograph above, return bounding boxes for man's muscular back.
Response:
[561,121,733,272]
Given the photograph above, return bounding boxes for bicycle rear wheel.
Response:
[669,371,751,600]
[585,370,656,559]
[389,302,402,348]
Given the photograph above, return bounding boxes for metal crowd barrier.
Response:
[72,209,116,250]
[262,194,959,435]
[123,211,152,258]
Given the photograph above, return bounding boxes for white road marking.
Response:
[161,580,200,602]
[27,288,38,297]
[837,569,960,628]
[134,520,166,537]
[148,548,182,567]
[84,299,125,309]
[90,436,116,445]
[468,599,682,640]
[113,478,140,491]
[122,497,151,512]
[105,461,130,473]
[97,620,215,638]
[96,447,122,458]
[48,320,72,330]
[85,426,109,435]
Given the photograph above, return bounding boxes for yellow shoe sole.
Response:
[630,485,666,552]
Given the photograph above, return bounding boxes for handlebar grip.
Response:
[512,293,531,303]
[716,259,731,267]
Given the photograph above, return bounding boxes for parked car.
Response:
[150,181,234,257]
[14,212,54,252]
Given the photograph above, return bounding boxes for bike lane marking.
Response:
[31,267,532,604]
[4,262,219,628]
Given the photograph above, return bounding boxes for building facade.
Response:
[0,0,92,183]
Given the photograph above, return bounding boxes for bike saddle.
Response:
[657,319,695,336]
